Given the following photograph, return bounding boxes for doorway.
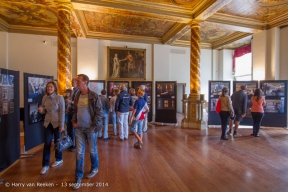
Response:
[176,83,186,113]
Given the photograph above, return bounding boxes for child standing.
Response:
[129,89,149,149]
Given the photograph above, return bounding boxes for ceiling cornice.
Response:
[207,13,265,30]
[72,0,194,20]
[193,0,217,18]
[86,31,162,44]
[162,23,188,44]
[171,39,212,49]
[267,12,288,29]
[0,18,9,31]
[8,25,58,36]
[211,31,252,49]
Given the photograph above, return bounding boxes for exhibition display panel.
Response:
[107,81,129,99]
[23,73,53,151]
[131,81,153,122]
[88,80,105,95]
[260,80,287,127]
[155,81,177,124]
[0,68,20,171]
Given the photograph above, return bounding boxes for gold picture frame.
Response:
[107,46,146,80]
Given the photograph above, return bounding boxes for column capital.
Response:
[188,20,203,28]
[55,1,73,12]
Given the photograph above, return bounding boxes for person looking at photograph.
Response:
[98,89,110,140]
[129,89,149,149]
[38,81,65,175]
[218,87,234,140]
[251,88,266,137]
[228,84,247,136]
[109,89,119,135]
[72,74,103,190]
[115,84,132,141]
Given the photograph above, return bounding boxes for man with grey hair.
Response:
[228,84,248,136]
[115,84,132,140]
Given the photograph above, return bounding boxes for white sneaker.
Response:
[51,160,63,167]
[40,166,49,174]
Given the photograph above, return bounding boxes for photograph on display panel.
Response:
[28,103,44,124]
[157,98,175,110]
[0,74,14,115]
[132,82,152,95]
[260,82,285,96]
[234,82,257,96]
[210,82,230,96]
[107,47,146,80]
[28,76,52,99]
[210,98,218,112]
[88,81,105,95]
[156,82,175,96]
[264,98,285,113]
[107,81,129,98]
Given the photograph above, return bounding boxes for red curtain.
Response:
[233,45,251,71]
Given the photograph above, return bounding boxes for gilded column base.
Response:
[181,93,207,130]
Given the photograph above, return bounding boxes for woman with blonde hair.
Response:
[218,87,234,140]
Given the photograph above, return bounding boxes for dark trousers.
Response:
[67,113,75,147]
[219,111,230,138]
[251,112,264,135]
[42,123,62,167]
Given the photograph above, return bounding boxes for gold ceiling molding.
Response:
[72,0,194,19]
[170,39,212,49]
[211,31,252,49]
[86,31,162,44]
[2,0,56,6]
[256,0,288,7]
[267,12,288,29]
[196,0,232,20]
[207,13,265,30]
[162,23,189,44]
[7,25,58,36]
[74,10,89,35]
[70,11,85,37]
[72,3,189,23]
[0,18,9,31]
[170,0,198,6]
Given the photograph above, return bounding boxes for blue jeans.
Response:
[75,126,99,179]
[251,112,264,135]
[66,113,75,147]
[98,111,109,138]
[110,111,117,135]
[131,119,143,134]
[42,123,62,166]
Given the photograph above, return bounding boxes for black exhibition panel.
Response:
[259,80,287,127]
[208,81,231,125]
[232,81,259,126]
[0,68,20,172]
[155,81,177,124]
[88,80,105,95]
[131,81,153,122]
[107,81,129,99]
[23,73,53,151]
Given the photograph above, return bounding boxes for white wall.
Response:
[217,49,233,82]
[153,44,170,81]
[280,26,288,80]
[266,28,280,80]
[252,31,267,80]
[0,32,8,68]
[5,33,77,107]
[200,49,213,100]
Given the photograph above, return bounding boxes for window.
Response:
[234,53,252,80]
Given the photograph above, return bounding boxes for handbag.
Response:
[215,98,221,113]
[55,131,73,153]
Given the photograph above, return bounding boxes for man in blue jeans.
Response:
[72,74,103,190]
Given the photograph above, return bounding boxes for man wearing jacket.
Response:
[115,84,132,141]
[71,74,103,190]
[228,84,248,136]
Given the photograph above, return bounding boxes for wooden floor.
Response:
[1,116,288,192]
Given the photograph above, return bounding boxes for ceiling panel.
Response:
[218,0,288,21]
[84,11,176,37]
[0,2,57,27]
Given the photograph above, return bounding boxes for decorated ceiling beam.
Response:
[195,0,232,20]
[211,31,252,49]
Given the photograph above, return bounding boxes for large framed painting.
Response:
[107,46,146,80]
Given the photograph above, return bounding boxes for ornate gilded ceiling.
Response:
[0,0,287,49]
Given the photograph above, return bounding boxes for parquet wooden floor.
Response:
[1,117,288,192]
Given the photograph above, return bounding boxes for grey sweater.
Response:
[40,92,65,128]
